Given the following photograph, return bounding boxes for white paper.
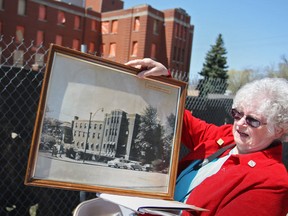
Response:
[99,193,208,214]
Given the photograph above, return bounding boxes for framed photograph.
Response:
[25,44,187,200]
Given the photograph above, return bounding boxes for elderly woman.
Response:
[126,58,288,216]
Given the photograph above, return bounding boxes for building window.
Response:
[36,31,44,46]
[175,23,179,37]
[131,41,138,56]
[0,0,4,10]
[35,53,44,66]
[74,16,81,29]
[72,39,80,50]
[177,47,181,61]
[57,11,66,25]
[88,42,95,54]
[134,17,140,31]
[153,20,159,35]
[179,25,183,38]
[101,21,109,34]
[91,20,97,31]
[38,5,46,20]
[111,20,118,34]
[183,27,187,40]
[151,43,156,59]
[109,43,116,57]
[55,35,62,45]
[100,43,105,56]
[16,26,24,42]
[17,0,26,16]
[173,46,177,61]
[13,50,24,67]
[181,48,185,62]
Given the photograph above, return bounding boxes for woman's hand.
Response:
[125,58,169,78]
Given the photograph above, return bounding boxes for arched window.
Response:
[131,41,138,56]
[134,17,140,31]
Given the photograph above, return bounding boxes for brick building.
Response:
[0,0,194,80]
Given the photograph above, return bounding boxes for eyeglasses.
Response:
[231,108,267,128]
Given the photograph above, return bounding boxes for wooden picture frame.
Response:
[25,44,187,200]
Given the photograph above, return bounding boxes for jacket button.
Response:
[248,160,256,167]
[217,138,224,146]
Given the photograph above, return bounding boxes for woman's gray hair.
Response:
[232,77,288,138]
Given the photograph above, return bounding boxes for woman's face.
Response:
[232,107,281,154]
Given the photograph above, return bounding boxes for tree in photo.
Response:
[161,113,176,169]
[134,105,163,165]
[197,34,229,97]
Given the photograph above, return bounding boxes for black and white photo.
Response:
[25,45,187,199]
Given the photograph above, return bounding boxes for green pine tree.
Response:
[197,34,229,97]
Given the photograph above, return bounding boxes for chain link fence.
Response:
[1,35,285,215]
[0,36,93,216]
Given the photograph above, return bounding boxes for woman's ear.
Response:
[275,127,284,137]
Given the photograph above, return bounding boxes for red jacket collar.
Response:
[229,141,283,167]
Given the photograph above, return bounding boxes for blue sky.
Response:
[123,0,288,79]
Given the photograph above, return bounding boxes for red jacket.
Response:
[180,110,288,216]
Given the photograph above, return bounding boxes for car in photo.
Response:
[126,162,143,171]
[107,158,129,169]
[142,164,153,172]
